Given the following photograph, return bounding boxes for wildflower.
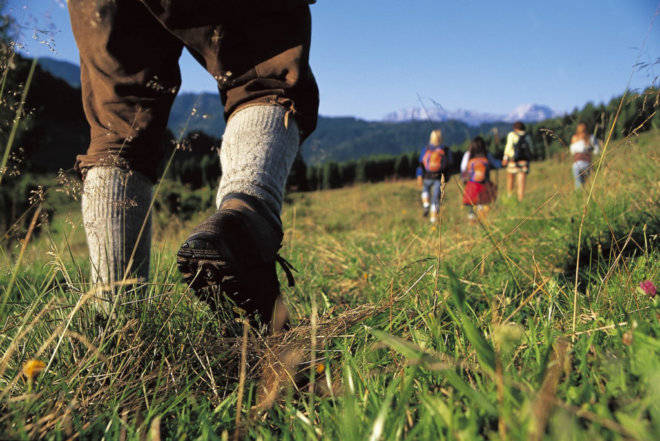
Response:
[638,280,657,298]
[316,363,325,374]
[22,359,46,381]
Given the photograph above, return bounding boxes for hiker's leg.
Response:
[421,179,431,216]
[82,168,152,284]
[572,161,588,188]
[216,106,299,223]
[465,204,475,220]
[516,172,526,201]
[168,2,319,329]
[506,171,515,197]
[430,179,442,211]
[141,1,318,140]
[429,179,441,223]
[69,0,183,289]
[572,162,581,188]
[69,0,183,182]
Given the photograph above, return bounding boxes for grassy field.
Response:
[0,126,659,440]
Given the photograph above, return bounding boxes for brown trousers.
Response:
[68,0,319,182]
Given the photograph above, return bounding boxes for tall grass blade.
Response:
[445,268,496,372]
[372,329,497,416]
[0,57,37,187]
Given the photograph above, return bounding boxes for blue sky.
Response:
[5,0,660,120]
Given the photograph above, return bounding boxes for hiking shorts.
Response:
[506,160,529,175]
[68,0,319,182]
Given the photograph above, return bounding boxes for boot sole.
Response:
[176,245,238,292]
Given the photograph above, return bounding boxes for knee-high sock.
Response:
[216,105,300,225]
[82,167,152,285]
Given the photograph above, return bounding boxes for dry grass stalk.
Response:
[529,339,571,441]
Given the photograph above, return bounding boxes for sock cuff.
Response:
[217,105,300,219]
[82,166,153,284]
[226,104,299,138]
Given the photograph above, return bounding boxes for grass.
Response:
[0,118,659,439]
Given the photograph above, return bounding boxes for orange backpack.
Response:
[422,146,446,173]
[468,157,489,183]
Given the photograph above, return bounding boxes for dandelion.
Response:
[22,359,46,394]
[638,280,657,298]
[22,359,46,381]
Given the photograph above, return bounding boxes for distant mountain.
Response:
[168,92,226,139]
[504,103,560,123]
[38,58,81,88]
[383,103,561,125]
[383,107,502,126]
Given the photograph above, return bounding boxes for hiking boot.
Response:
[422,206,430,217]
[176,193,294,332]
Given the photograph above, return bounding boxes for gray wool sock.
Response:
[216,105,300,224]
[82,167,152,286]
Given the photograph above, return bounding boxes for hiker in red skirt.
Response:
[462,136,502,221]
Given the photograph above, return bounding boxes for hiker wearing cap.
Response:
[416,129,453,223]
[569,123,601,188]
[462,136,502,221]
[69,0,319,333]
[502,121,533,202]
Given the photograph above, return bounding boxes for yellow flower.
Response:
[316,363,325,374]
[22,359,46,381]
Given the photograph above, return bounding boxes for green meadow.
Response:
[1,112,659,440]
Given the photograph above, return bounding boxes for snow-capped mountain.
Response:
[503,103,560,123]
[383,103,561,126]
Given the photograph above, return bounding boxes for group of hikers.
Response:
[416,122,601,222]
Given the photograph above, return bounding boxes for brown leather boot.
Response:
[176,193,293,332]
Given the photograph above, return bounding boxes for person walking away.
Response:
[460,140,500,184]
[68,0,319,334]
[462,136,502,221]
[502,121,533,202]
[416,129,453,223]
[569,123,600,188]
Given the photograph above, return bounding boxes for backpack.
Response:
[468,157,489,183]
[422,146,446,173]
[513,133,531,161]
